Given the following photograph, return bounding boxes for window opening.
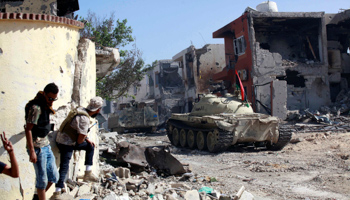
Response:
[234,36,246,56]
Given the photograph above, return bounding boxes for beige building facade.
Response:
[0,12,97,199]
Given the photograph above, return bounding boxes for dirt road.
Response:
[124,130,350,200]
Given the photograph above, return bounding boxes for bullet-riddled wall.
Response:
[0,13,96,199]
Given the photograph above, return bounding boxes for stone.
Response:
[115,167,131,179]
[165,194,177,200]
[240,191,255,200]
[119,193,130,200]
[154,184,165,194]
[184,190,200,200]
[77,184,92,196]
[69,187,79,197]
[147,183,155,194]
[154,193,164,200]
[102,192,118,200]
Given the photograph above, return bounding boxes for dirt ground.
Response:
[121,129,350,200]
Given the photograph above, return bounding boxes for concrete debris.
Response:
[304,109,332,124]
[113,141,187,176]
[56,131,255,200]
[115,141,148,168]
[184,190,200,200]
[145,146,186,175]
[58,164,252,199]
[284,89,350,131]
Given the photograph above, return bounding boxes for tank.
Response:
[166,93,291,152]
[108,101,159,133]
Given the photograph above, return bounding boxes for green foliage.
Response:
[79,11,134,49]
[96,46,157,101]
[79,11,156,100]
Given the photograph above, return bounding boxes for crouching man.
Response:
[51,97,103,199]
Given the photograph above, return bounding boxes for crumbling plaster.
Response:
[0,18,96,199]
[193,44,226,94]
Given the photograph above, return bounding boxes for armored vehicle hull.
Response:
[166,94,291,152]
[108,101,159,133]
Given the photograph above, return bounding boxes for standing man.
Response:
[0,131,19,178]
[52,97,103,198]
[25,83,59,200]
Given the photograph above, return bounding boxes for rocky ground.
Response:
[118,128,350,200]
[63,120,350,200]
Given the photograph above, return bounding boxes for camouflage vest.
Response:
[59,107,90,141]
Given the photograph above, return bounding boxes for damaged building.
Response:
[108,44,226,128]
[212,2,350,119]
[149,59,184,124]
[109,59,183,128]
[172,44,226,113]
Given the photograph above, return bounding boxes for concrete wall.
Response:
[0,14,96,199]
[253,45,330,113]
[271,80,287,119]
[250,12,330,116]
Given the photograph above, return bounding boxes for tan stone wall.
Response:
[0,19,96,199]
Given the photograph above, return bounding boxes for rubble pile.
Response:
[322,89,350,115]
[58,132,254,200]
[284,89,350,134]
[282,111,350,135]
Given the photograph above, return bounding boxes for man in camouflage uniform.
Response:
[25,83,59,200]
[51,97,103,199]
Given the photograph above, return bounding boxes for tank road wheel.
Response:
[172,128,180,146]
[166,124,173,143]
[196,131,207,151]
[167,124,173,132]
[207,129,221,153]
[187,130,197,149]
[179,129,187,147]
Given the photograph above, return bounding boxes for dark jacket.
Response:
[25,94,54,138]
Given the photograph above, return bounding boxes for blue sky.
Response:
[76,0,350,65]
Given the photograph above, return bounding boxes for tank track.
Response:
[166,119,233,152]
[208,129,233,152]
[266,126,292,151]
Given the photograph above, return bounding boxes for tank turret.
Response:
[190,94,254,116]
